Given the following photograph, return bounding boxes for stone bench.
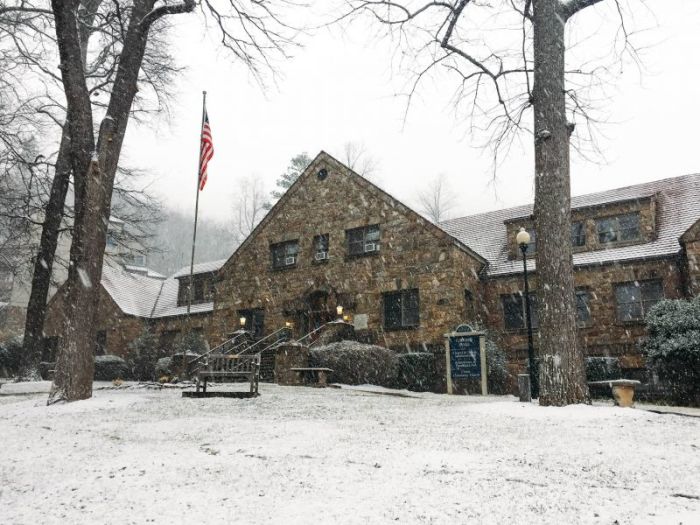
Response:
[588,379,641,407]
[290,367,334,387]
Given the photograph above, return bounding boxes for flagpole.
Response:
[184,90,206,373]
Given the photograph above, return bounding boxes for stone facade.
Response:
[211,153,486,354]
[484,258,686,378]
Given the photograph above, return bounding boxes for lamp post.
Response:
[516,227,538,399]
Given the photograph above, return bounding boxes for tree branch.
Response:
[560,0,605,21]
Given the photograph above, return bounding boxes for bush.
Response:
[585,357,621,382]
[175,331,208,356]
[396,352,435,391]
[485,337,511,395]
[94,355,129,381]
[644,297,700,406]
[155,357,173,379]
[0,336,23,377]
[126,329,161,381]
[310,341,398,387]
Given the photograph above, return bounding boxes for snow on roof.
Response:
[124,265,166,279]
[100,262,215,319]
[101,264,166,318]
[441,173,700,277]
[171,259,227,279]
[150,275,213,319]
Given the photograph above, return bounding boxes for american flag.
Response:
[199,106,214,191]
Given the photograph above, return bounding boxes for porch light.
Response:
[285,321,293,328]
[239,316,247,327]
[336,305,344,317]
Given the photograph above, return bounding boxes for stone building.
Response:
[40,151,700,386]
[43,260,224,360]
[211,152,700,380]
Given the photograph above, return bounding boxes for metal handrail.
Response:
[296,320,351,347]
[234,327,292,357]
[188,330,249,366]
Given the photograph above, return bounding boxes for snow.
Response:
[1,384,698,523]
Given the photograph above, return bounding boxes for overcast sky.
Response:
[124,1,700,225]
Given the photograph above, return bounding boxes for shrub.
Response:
[155,357,173,379]
[485,337,511,395]
[0,336,23,377]
[94,355,129,381]
[310,341,398,387]
[175,331,208,356]
[126,329,161,381]
[585,357,621,382]
[396,352,435,391]
[644,297,700,406]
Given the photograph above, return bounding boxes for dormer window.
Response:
[596,213,640,244]
[271,240,299,269]
[347,225,380,256]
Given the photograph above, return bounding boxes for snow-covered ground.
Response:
[1,384,698,524]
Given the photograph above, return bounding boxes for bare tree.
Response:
[232,175,268,244]
[0,1,179,378]
[341,141,379,180]
[416,173,457,224]
[1,0,304,402]
[341,0,647,405]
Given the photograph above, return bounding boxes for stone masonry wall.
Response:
[212,154,486,352]
[483,257,685,378]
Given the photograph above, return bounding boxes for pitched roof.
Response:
[441,173,700,277]
[99,261,220,319]
[172,259,227,279]
[101,264,166,317]
[219,151,487,275]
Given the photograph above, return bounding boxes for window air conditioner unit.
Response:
[364,243,378,253]
[285,256,296,266]
[315,251,328,261]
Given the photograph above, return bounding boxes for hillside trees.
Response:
[342,0,646,405]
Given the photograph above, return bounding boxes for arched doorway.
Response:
[298,290,334,336]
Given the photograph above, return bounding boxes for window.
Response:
[596,213,640,244]
[313,234,329,261]
[95,330,107,356]
[615,280,663,321]
[571,221,586,247]
[502,293,538,330]
[383,289,419,329]
[177,275,214,306]
[347,225,380,256]
[271,240,299,269]
[575,290,591,326]
[238,308,265,339]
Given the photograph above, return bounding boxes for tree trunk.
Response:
[532,0,589,406]
[18,130,72,380]
[48,0,173,403]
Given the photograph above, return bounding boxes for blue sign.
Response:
[449,335,481,379]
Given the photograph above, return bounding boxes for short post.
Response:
[518,374,532,403]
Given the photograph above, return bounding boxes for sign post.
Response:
[444,331,487,395]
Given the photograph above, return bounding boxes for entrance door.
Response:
[297,291,333,338]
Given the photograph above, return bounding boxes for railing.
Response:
[296,320,349,348]
[234,326,293,357]
[188,330,250,367]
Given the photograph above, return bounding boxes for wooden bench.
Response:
[196,354,260,395]
[290,367,334,387]
[588,379,641,407]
